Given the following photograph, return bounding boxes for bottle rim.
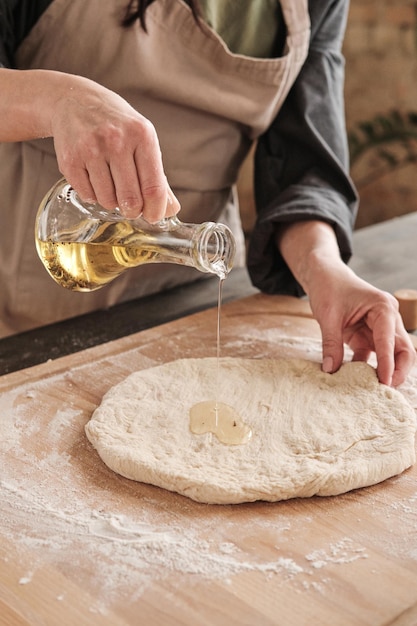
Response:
[196,222,236,279]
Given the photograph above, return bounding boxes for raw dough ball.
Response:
[85,358,417,504]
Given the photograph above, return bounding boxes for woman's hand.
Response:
[0,68,180,221]
[308,263,415,387]
[51,76,181,221]
[277,220,416,387]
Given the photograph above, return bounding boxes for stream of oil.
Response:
[189,277,252,446]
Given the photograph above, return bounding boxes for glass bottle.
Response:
[35,179,236,292]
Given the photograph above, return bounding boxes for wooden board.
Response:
[1,293,417,626]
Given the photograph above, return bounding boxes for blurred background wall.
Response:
[238,0,417,236]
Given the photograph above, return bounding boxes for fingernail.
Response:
[322,356,333,374]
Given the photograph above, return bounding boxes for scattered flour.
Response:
[306,538,368,569]
[1,476,307,602]
[18,574,33,585]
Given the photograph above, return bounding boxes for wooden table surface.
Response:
[1,294,417,626]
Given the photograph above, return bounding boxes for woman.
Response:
[0,0,414,385]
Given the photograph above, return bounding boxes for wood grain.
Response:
[1,294,416,626]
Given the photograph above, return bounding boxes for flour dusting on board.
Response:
[1,335,417,612]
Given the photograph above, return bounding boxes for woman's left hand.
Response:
[308,263,415,387]
[277,220,416,387]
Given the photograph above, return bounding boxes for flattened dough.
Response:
[85,358,417,504]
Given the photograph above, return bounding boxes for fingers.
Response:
[347,295,415,387]
[303,258,415,387]
[367,306,397,386]
[165,186,181,218]
[363,292,416,386]
[67,167,96,204]
[109,154,143,218]
[81,160,116,209]
[320,326,345,375]
[391,337,416,387]
[314,289,415,387]
[53,81,179,221]
[375,334,415,388]
[68,155,180,221]
[81,119,168,219]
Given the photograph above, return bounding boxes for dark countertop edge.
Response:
[0,268,258,376]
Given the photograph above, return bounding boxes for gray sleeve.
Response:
[247,0,358,296]
[0,0,14,67]
[0,0,52,68]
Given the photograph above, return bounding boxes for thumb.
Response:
[321,328,344,374]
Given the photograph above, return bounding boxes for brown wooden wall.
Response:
[238,0,417,235]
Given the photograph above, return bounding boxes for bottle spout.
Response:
[195,222,236,279]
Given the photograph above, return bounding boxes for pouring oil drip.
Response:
[189,271,252,446]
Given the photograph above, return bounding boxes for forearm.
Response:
[276,220,350,296]
[0,68,96,141]
[0,67,176,220]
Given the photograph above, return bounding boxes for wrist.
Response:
[0,69,89,140]
[276,220,347,295]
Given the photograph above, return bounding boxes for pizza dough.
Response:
[85,357,417,504]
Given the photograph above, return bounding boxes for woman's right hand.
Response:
[51,74,180,221]
[0,68,179,221]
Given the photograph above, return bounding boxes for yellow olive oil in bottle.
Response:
[35,179,236,292]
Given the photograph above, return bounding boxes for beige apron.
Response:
[0,0,310,333]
